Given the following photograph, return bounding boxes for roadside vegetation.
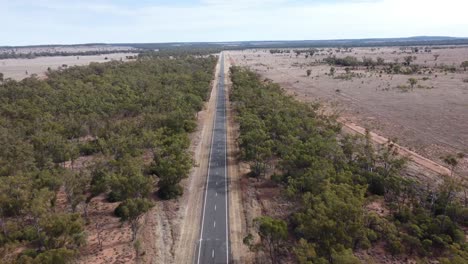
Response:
[0,53,216,262]
[230,66,467,263]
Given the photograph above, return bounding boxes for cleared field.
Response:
[0,45,136,55]
[228,46,468,178]
[0,52,137,80]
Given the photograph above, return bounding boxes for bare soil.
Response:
[227,47,468,182]
[0,53,137,80]
[77,195,136,264]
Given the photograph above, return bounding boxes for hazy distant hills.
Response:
[2,36,468,51]
[113,36,468,50]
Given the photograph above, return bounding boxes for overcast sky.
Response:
[1,0,467,46]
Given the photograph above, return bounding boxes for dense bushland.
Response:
[230,66,467,263]
[0,55,216,262]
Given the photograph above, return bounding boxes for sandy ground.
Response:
[227,47,468,183]
[76,195,136,264]
[0,53,137,80]
[63,154,138,264]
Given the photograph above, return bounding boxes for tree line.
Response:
[0,54,217,262]
[230,66,467,264]
[0,49,137,60]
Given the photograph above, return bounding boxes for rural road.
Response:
[195,53,230,264]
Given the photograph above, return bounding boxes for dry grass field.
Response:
[228,46,468,179]
[0,45,136,55]
[0,52,137,80]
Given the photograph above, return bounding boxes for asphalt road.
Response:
[195,54,230,264]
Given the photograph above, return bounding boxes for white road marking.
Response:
[223,53,230,264]
[214,221,216,228]
[215,204,217,211]
[197,53,229,264]
[196,55,221,264]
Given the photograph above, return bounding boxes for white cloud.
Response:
[0,0,467,45]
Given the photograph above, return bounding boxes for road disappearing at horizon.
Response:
[196,53,230,264]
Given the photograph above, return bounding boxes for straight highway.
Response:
[195,53,230,264]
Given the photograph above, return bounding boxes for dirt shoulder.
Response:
[225,55,256,264]
[137,54,221,264]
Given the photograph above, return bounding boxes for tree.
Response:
[28,188,56,249]
[331,248,361,264]
[18,248,75,264]
[434,54,440,61]
[0,72,3,82]
[239,128,273,178]
[255,216,288,264]
[114,198,153,241]
[461,61,468,71]
[63,170,89,213]
[149,134,193,199]
[330,67,336,77]
[293,183,367,259]
[294,239,318,264]
[404,56,414,66]
[408,78,418,90]
[376,57,385,65]
[306,69,312,77]
[441,153,465,177]
[39,213,86,250]
[108,171,153,202]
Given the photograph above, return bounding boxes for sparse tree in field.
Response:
[63,171,89,213]
[0,72,3,82]
[254,216,288,264]
[404,56,415,66]
[433,54,440,61]
[114,198,153,241]
[441,153,467,206]
[442,153,465,177]
[408,78,418,90]
[329,67,336,77]
[377,57,385,65]
[461,61,468,71]
[95,222,104,250]
[345,67,351,74]
[306,69,312,77]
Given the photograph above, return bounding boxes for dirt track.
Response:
[227,48,467,184]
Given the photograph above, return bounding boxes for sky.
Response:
[1,0,468,46]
